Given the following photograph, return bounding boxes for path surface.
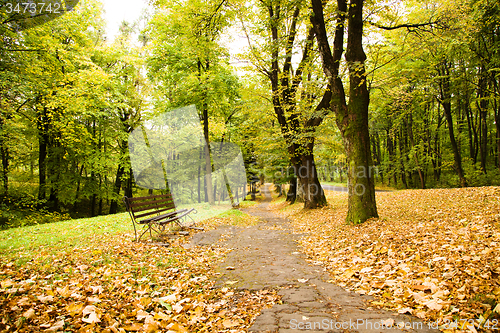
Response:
[187,186,436,332]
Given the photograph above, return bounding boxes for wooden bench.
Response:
[123,194,202,241]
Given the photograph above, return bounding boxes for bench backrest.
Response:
[123,194,176,220]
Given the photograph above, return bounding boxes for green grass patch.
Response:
[0,213,131,256]
[238,200,259,208]
[0,200,261,260]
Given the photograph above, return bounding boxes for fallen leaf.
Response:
[381,318,394,327]
[22,308,36,320]
[45,320,64,332]
[82,311,100,324]
[222,319,239,328]
[37,295,54,303]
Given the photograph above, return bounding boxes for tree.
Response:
[237,0,330,208]
[147,0,240,205]
[311,0,378,223]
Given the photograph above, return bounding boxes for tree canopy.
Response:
[1,0,499,228]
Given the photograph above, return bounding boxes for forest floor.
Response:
[0,185,499,332]
[272,185,500,332]
[188,186,435,332]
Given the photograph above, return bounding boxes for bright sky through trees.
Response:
[102,0,150,40]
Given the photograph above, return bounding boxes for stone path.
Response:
[187,185,437,332]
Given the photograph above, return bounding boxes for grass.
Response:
[0,199,260,260]
[0,213,131,256]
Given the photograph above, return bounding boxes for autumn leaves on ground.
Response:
[1,187,500,332]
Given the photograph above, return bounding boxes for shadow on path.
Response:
[187,185,436,332]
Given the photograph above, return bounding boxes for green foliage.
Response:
[365,0,500,189]
[0,193,70,230]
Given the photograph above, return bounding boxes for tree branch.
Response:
[368,20,441,31]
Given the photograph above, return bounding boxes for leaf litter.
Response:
[271,187,500,332]
[0,213,278,332]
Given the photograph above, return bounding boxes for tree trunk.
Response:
[262,3,328,208]
[0,119,9,194]
[37,106,49,201]
[477,67,489,173]
[465,96,477,163]
[437,61,467,187]
[109,164,125,214]
[311,0,378,224]
[202,104,215,205]
[495,102,500,173]
[198,59,215,205]
[298,152,326,209]
[286,166,298,203]
[386,130,396,186]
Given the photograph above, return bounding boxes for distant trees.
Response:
[361,0,500,189]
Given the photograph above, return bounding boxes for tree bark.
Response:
[437,60,467,187]
[109,164,125,214]
[198,60,215,205]
[37,106,49,201]
[477,67,489,173]
[299,152,326,209]
[0,118,9,195]
[407,114,425,189]
[312,0,378,223]
[286,166,298,203]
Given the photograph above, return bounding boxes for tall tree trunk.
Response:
[495,99,500,173]
[37,106,49,201]
[465,96,477,163]
[437,61,467,187]
[286,165,298,203]
[263,3,327,207]
[477,67,489,173]
[298,149,326,209]
[197,145,203,203]
[202,103,215,205]
[198,60,215,205]
[407,114,425,189]
[386,130,396,186]
[0,118,9,194]
[109,164,125,214]
[312,0,378,223]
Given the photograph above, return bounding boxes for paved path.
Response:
[188,185,435,332]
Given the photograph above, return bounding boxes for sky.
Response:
[101,0,151,41]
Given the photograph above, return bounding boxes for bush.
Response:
[0,193,71,230]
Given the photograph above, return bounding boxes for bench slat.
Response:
[156,208,195,225]
[127,193,172,202]
[129,197,175,210]
[134,206,177,219]
[139,208,189,224]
